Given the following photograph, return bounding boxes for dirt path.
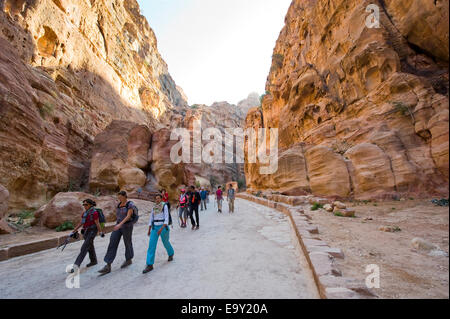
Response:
[0,197,317,299]
[307,199,449,299]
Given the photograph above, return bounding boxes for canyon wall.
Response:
[245,0,449,200]
[0,0,187,211]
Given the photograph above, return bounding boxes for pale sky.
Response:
[138,0,292,106]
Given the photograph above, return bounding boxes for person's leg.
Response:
[194,206,199,227]
[231,198,235,213]
[121,225,134,261]
[160,226,174,257]
[87,229,98,263]
[146,226,160,266]
[74,229,96,267]
[189,206,196,227]
[183,207,188,226]
[104,228,122,264]
[178,207,183,226]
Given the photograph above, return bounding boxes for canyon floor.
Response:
[307,199,449,299]
[0,197,317,299]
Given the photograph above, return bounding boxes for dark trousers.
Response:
[74,227,97,267]
[104,224,134,264]
[189,205,199,226]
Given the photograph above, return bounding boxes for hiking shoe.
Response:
[86,261,98,268]
[192,225,196,230]
[142,265,154,274]
[168,255,174,262]
[121,260,132,269]
[196,225,199,230]
[98,264,111,274]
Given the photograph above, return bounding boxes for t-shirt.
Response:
[200,190,207,200]
[189,191,201,207]
[82,208,99,228]
[216,189,223,200]
[162,192,169,203]
[227,188,235,200]
[116,201,136,224]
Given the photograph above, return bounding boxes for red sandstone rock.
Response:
[33,192,116,229]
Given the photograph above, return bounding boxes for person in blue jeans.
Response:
[143,194,174,274]
[200,187,208,211]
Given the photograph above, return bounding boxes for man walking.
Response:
[200,187,208,211]
[188,185,201,230]
[143,194,174,274]
[98,191,136,275]
[69,199,104,273]
[227,184,236,214]
[216,186,223,213]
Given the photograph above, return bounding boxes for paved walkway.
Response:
[0,197,316,298]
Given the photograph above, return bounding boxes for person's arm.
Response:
[148,211,153,236]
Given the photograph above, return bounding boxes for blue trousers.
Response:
[146,225,174,266]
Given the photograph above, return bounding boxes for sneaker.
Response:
[196,225,199,230]
[121,259,132,269]
[192,225,196,230]
[98,264,111,274]
[86,261,98,268]
[168,255,174,262]
[142,265,154,274]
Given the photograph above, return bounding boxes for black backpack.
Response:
[165,203,173,226]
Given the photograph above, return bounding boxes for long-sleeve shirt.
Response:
[148,203,169,226]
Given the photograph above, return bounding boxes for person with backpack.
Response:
[161,188,171,212]
[69,199,105,273]
[177,188,188,228]
[216,186,223,213]
[143,194,174,274]
[200,187,208,211]
[188,185,201,230]
[98,191,138,275]
[227,184,236,214]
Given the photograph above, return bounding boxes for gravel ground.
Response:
[0,197,316,299]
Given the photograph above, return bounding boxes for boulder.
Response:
[323,204,333,212]
[33,192,117,229]
[0,184,9,219]
[411,237,438,251]
[89,121,151,193]
[333,201,347,210]
[0,185,12,234]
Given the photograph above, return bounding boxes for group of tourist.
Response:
[69,184,237,276]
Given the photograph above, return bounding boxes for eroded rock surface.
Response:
[245,0,449,199]
[0,0,187,212]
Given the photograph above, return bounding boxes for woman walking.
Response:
[143,194,174,274]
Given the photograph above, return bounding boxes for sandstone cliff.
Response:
[245,0,449,200]
[0,0,187,211]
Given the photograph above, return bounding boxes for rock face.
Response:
[0,0,187,211]
[33,192,117,229]
[89,120,151,194]
[178,102,247,191]
[245,0,449,199]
